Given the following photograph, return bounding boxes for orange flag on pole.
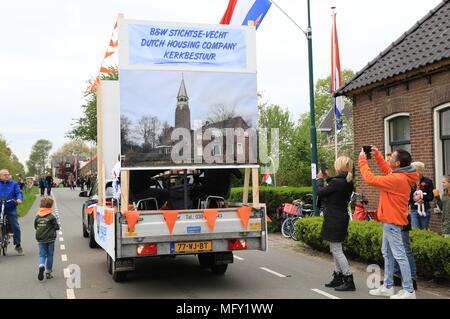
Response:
[203,209,219,232]
[162,211,179,235]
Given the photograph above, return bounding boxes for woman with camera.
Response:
[317,156,355,292]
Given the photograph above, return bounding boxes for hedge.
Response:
[18,186,39,217]
[294,217,450,281]
[229,186,312,232]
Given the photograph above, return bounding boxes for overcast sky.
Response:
[0,0,442,166]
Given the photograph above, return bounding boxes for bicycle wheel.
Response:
[290,217,301,240]
[0,225,7,256]
[281,218,293,238]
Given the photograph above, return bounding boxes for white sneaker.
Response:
[369,285,395,297]
[390,289,416,299]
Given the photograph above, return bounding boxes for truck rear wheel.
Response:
[82,204,89,238]
[198,253,213,268]
[211,264,228,275]
[107,253,112,275]
[88,217,99,248]
[111,259,127,282]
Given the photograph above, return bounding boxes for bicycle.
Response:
[0,199,15,256]
[279,194,314,240]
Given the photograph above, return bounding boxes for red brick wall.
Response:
[352,69,450,232]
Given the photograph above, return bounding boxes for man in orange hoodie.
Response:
[359,146,418,299]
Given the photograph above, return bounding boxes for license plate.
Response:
[174,241,212,253]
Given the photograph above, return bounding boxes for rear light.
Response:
[228,239,247,250]
[136,243,157,256]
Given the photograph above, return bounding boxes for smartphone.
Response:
[320,163,328,173]
[363,146,372,159]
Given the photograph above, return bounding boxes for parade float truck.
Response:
[86,16,268,282]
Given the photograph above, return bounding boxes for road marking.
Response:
[66,289,76,299]
[61,254,67,262]
[59,237,64,242]
[234,255,244,261]
[58,231,63,236]
[60,245,65,250]
[64,268,70,278]
[311,289,340,299]
[259,267,287,278]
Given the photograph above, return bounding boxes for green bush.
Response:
[295,217,450,281]
[229,186,312,232]
[18,186,38,218]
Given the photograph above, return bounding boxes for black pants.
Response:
[40,187,45,196]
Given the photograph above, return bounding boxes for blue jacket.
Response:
[0,180,24,212]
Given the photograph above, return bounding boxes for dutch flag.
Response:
[220,0,272,30]
[331,7,344,131]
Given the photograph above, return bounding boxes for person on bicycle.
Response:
[317,156,355,292]
[359,147,418,299]
[0,169,24,254]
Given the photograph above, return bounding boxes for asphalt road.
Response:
[0,188,448,299]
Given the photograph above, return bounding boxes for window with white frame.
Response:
[440,108,450,175]
[386,115,411,153]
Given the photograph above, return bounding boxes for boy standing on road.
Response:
[359,147,418,299]
[34,197,60,281]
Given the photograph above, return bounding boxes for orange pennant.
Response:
[100,66,112,73]
[104,50,115,59]
[203,209,218,232]
[266,214,272,223]
[237,207,252,229]
[103,208,114,225]
[162,211,179,235]
[124,211,140,233]
[109,40,118,47]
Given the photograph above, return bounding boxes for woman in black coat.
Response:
[317,156,355,292]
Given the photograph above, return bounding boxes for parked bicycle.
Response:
[349,192,377,221]
[278,194,314,240]
[0,199,15,256]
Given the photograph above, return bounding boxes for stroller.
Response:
[351,192,377,221]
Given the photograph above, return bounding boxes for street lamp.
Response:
[271,0,318,214]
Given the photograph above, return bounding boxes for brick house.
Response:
[336,0,450,232]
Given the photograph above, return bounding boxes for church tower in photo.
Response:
[175,74,191,130]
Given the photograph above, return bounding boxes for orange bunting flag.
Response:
[162,211,179,235]
[237,206,252,229]
[124,211,140,233]
[104,51,115,59]
[100,66,112,73]
[109,40,118,48]
[266,214,272,223]
[103,208,114,225]
[203,209,219,232]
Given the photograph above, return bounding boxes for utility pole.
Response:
[307,0,319,215]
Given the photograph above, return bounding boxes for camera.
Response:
[363,146,372,159]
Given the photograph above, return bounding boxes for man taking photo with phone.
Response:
[358,146,418,299]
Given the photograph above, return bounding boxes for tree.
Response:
[66,67,119,143]
[26,139,52,176]
[134,115,161,150]
[0,135,25,178]
[52,140,91,159]
[207,104,236,123]
[314,68,355,172]
[258,101,296,185]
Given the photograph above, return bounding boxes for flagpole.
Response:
[307,0,319,216]
[335,108,338,160]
